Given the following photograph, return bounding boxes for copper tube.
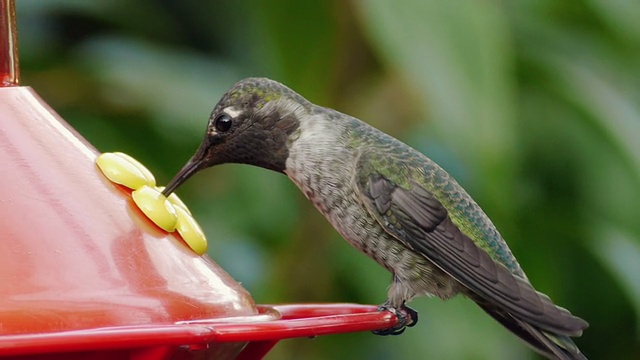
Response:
[0,0,19,86]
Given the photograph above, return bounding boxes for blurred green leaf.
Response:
[77,36,240,138]
[591,222,640,326]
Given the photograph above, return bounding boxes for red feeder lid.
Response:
[0,86,261,333]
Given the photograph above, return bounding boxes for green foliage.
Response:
[16,0,639,358]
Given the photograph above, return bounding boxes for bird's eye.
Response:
[214,114,233,132]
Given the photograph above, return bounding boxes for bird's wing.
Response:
[354,154,587,336]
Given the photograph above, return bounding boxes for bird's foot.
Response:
[372,302,418,336]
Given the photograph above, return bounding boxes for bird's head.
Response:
[162,78,308,196]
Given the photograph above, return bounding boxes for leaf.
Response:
[590,222,640,329]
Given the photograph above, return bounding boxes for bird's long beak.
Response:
[162,143,210,197]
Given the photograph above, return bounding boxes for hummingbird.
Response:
[162,77,588,360]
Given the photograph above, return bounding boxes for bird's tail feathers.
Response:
[476,301,587,360]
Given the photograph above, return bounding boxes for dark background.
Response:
[16,1,640,359]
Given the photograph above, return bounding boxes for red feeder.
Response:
[0,2,398,359]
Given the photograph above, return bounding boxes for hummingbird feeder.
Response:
[0,1,398,359]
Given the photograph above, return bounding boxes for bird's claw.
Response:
[372,303,418,336]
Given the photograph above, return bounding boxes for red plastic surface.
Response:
[0,304,397,359]
[0,86,257,356]
[0,86,399,359]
